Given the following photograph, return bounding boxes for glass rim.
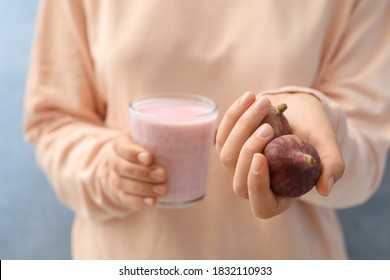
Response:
[129,93,219,124]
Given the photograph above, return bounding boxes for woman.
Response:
[24,0,390,259]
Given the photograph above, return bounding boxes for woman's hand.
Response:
[105,129,168,208]
[215,91,345,218]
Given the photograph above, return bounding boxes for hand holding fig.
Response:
[216,91,344,219]
[263,93,344,197]
[216,92,296,218]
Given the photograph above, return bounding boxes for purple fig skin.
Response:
[260,103,292,138]
[264,135,321,197]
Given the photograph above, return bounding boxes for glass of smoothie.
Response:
[129,93,218,208]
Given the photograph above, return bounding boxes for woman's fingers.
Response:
[113,129,153,166]
[215,91,256,153]
[118,193,158,208]
[105,129,169,209]
[233,123,274,199]
[218,93,271,170]
[108,171,168,197]
[107,167,168,208]
[111,155,167,184]
[106,181,157,209]
[247,153,296,219]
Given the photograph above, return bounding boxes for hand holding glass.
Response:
[129,94,218,208]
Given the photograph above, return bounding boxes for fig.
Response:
[264,134,321,197]
[260,103,291,138]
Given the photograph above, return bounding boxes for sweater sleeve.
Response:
[24,0,135,221]
[263,0,390,208]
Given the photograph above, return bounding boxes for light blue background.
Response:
[0,0,389,260]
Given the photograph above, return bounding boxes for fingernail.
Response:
[144,197,155,206]
[250,155,261,174]
[256,124,273,139]
[150,168,165,181]
[137,152,150,165]
[328,177,334,194]
[153,185,166,195]
[253,97,269,111]
[239,91,254,105]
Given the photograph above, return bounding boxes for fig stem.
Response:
[304,154,316,166]
[276,103,288,114]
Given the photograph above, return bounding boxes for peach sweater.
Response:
[24,0,390,259]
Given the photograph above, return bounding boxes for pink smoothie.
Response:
[130,97,218,207]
